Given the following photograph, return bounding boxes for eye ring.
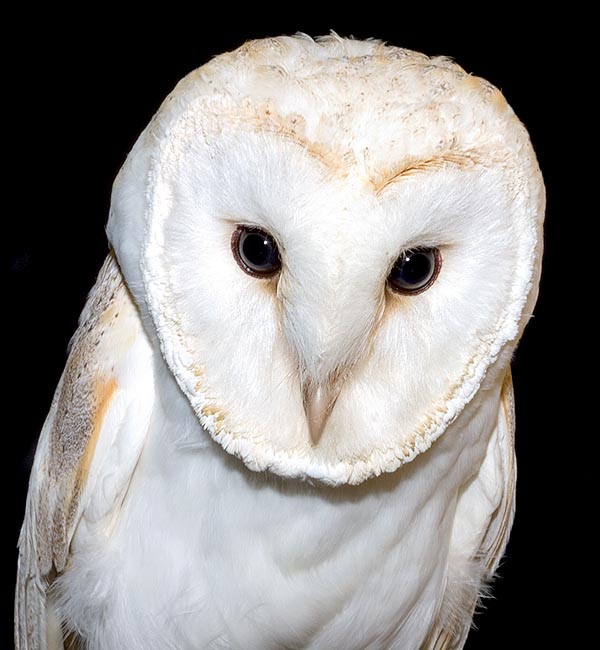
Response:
[387,247,442,295]
[231,225,282,278]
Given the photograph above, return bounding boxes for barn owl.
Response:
[15,34,544,650]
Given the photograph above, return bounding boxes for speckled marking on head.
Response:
[148,34,531,194]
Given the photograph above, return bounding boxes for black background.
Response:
[6,13,583,649]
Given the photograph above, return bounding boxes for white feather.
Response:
[56,353,504,650]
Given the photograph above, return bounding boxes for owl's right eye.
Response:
[231,226,282,278]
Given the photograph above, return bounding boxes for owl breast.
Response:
[58,354,500,650]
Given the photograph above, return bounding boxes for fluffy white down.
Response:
[57,347,504,650]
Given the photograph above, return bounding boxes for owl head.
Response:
[107,35,544,485]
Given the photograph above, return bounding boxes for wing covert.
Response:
[423,370,517,650]
[15,252,154,650]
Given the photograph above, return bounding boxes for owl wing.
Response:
[15,253,154,650]
[423,370,517,650]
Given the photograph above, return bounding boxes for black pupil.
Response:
[398,251,431,284]
[243,233,270,265]
[389,248,436,291]
[239,229,279,272]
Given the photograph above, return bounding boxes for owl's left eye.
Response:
[387,247,441,295]
[231,226,282,277]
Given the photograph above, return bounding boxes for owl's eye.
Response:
[387,247,441,295]
[232,226,282,277]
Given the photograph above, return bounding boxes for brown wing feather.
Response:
[15,252,144,650]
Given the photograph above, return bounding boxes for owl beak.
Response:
[303,381,341,445]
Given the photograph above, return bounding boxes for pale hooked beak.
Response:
[303,380,342,445]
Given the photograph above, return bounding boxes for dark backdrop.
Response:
[6,13,582,649]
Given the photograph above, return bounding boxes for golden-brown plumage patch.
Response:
[15,252,145,650]
[75,376,117,492]
[372,151,483,195]
[46,254,128,572]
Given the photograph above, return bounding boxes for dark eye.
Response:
[387,247,441,295]
[231,226,281,277]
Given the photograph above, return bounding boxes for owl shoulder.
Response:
[15,252,155,650]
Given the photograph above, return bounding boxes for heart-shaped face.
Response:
[108,36,544,485]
